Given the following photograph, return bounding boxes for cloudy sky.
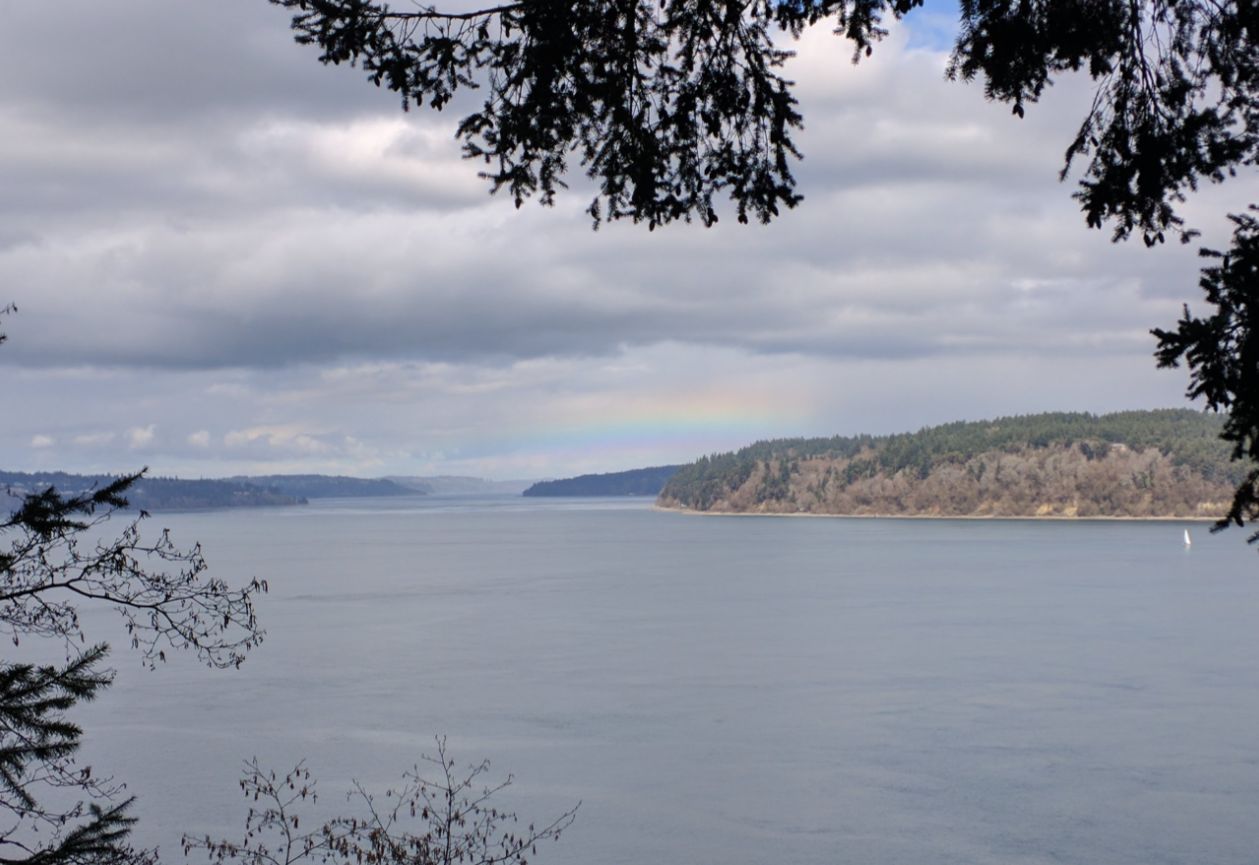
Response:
[1,1,1253,481]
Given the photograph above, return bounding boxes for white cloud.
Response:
[224,425,331,456]
[187,430,211,448]
[127,424,155,449]
[30,434,54,449]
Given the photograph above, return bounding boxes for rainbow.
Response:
[501,391,814,463]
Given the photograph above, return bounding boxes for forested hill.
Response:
[0,472,423,513]
[523,465,682,497]
[228,474,421,499]
[0,471,305,512]
[659,410,1243,519]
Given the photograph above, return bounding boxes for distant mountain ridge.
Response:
[524,465,682,497]
[659,410,1241,519]
[386,475,536,495]
[0,470,555,513]
[0,471,305,512]
[230,474,420,499]
[0,471,424,513]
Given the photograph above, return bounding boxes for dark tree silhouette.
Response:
[1,475,266,669]
[0,645,149,865]
[267,0,1255,237]
[268,0,1259,536]
[0,465,266,863]
[182,738,577,865]
[947,0,1257,247]
[1156,209,1259,539]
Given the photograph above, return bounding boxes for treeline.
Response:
[523,465,682,497]
[0,471,303,512]
[659,410,1242,518]
[1,471,425,513]
[229,474,421,499]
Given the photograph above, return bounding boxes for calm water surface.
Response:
[79,496,1259,864]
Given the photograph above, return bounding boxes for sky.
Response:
[1,1,1254,481]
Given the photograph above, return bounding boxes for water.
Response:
[71,496,1259,864]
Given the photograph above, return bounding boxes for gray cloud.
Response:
[0,1,400,123]
[1,12,1223,373]
[0,7,1248,477]
[0,341,1195,479]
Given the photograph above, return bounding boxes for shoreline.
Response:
[652,503,1223,523]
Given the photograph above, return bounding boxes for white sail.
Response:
[1184,529,1192,546]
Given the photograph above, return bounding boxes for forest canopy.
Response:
[659,409,1243,518]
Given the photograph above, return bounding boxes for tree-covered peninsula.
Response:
[0,471,304,512]
[0,472,424,513]
[523,465,682,497]
[659,410,1242,519]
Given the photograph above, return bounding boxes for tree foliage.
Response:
[949,0,1258,246]
[0,644,147,865]
[271,0,813,228]
[183,738,577,865]
[0,474,266,669]
[1155,208,1259,540]
[270,0,1257,238]
[0,472,266,864]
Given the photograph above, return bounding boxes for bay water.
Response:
[78,496,1259,864]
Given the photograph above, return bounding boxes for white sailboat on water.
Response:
[1184,528,1192,547]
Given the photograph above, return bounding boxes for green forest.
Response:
[0,472,423,513]
[659,410,1243,519]
[523,465,681,496]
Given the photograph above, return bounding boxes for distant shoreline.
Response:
[653,504,1220,523]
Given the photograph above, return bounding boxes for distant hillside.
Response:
[231,474,422,499]
[659,410,1242,519]
[0,471,304,513]
[386,476,535,495]
[524,465,682,497]
[2,472,421,514]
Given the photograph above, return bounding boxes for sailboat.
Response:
[1184,528,1192,547]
